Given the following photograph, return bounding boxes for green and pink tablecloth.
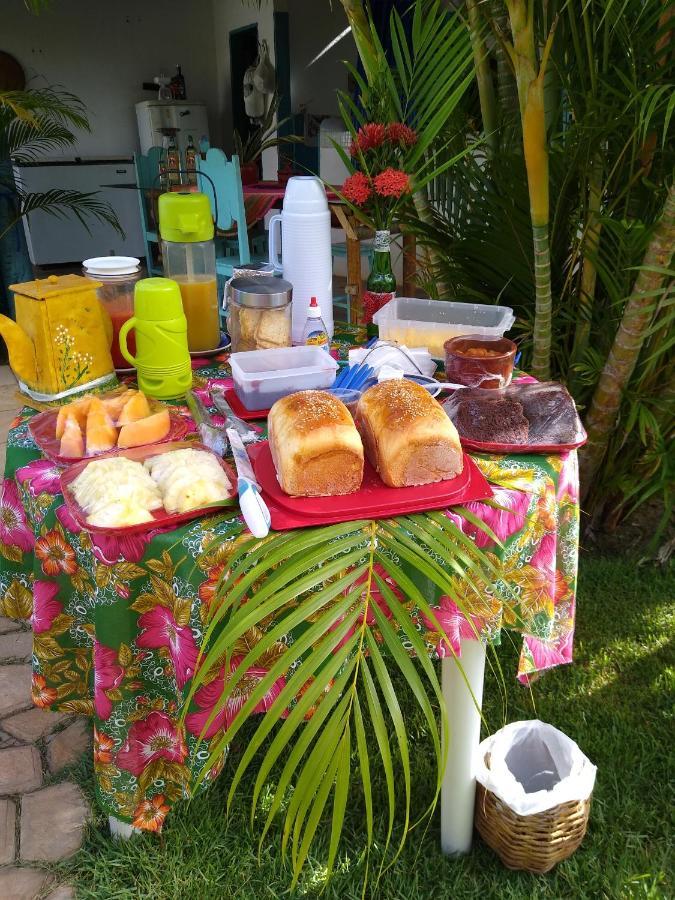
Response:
[0,328,578,831]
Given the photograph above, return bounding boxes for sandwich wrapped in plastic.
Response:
[475,720,596,816]
[443,381,586,449]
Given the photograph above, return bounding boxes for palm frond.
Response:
[182,513,498,889]
[0,187,124,240]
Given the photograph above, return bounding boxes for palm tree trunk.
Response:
[571,156,603,373]
[580,183,675,493]
[466,0,498,154]
[505,0,555,379]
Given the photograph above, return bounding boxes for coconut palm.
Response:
[0,87,122,241]
[184,513,501,889]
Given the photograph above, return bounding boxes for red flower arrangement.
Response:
[349,122,387,156]
[342,171,372,206]
[386,122,418,147]
[374,168,411,198]
[341,120,417,229]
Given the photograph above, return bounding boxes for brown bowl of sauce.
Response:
[444,336,517,389]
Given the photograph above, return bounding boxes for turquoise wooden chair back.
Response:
[197,149,250,266]
[133,147,164,274]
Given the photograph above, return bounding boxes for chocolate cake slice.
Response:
[520,384,579,443]
[454,397,529,444]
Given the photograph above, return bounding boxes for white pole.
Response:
[440,639,487,854]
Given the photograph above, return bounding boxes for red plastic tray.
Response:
[30,408,189,464]
[59,441,238,534]
[223,388,271,421]
[248,441,492,531]
[457,429,587,455]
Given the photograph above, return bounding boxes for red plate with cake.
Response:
[443,381,587,454]
[248,441,492,531]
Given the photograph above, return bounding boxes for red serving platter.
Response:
[59,441,238,535]
[30,408,189,465]
[457,432,587,455]
[222,388,271,421]
[248,441,492,531]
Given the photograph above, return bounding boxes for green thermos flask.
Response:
[118,277,192,400]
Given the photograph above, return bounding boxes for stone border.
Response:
[0,617,88,899]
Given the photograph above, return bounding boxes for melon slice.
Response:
[117,391,152,426]
[102,389,136,424]
[117,409,171,449]
[55,396,92,439]
[85,397,118,454]
[59,415,85,458]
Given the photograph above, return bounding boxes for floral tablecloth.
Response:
[0,330,579,832]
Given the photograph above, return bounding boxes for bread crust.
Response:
[268,390,364,496]
[356,380,463,487]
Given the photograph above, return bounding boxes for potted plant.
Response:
[233,92,301,184]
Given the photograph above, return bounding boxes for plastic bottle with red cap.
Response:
[300,296,330,351]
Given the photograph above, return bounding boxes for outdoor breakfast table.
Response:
[0,325,579,847]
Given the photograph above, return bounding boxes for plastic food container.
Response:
[444,336,517,389]
[230,346,338,410]
[372,297,515,360]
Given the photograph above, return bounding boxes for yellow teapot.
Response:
[0,274,117,402]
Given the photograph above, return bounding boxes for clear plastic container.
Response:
[82,257,143,370]
[230,346,338,410]
[227,276,292,353]
[373,297,516,360]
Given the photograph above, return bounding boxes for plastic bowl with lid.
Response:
[444,336,517,389]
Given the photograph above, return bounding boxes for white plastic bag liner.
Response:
[475,720,596,816]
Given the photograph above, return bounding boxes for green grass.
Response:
[59,555,674,899]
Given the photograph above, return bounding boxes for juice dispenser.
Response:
[158,191,220,353]
[82,256,143,371]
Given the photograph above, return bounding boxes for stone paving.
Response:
[0,595,86,898]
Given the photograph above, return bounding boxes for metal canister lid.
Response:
[229,276,292,309]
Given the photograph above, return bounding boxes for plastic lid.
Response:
[158,192,214,242]
[134,277,185,321]
[282,176,328,214]
[307,297,321,317]
[82,256,140,276]
[229,275,292,308]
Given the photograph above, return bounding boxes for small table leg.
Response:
[109,815,141,839]
[440,640,487,855]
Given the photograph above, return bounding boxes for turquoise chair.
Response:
[196,150,267,279]
[133,148,164,275]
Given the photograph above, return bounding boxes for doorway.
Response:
[230,24,259,142]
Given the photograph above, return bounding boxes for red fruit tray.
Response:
[222,388,270,421]
[30,408,189,465]
[248,441,492,531]
[59,441,238,534]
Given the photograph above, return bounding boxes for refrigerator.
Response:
[135,100,210,155]
[14,158,145,266]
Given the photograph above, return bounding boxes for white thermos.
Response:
[268,176,333,344]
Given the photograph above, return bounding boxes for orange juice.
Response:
[174,276,220,351]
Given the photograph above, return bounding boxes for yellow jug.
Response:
[0,274,117,402]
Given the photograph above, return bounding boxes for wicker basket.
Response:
[475,752,592,874]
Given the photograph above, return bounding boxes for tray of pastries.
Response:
[443,381,587,453]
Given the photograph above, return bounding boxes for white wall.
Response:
[4,0,219,157]
[212,0,278,178]
[287,0,354,117]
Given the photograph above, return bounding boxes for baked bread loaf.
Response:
[268,390,364,496]
[356,380,463,487]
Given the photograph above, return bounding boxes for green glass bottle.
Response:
[365,229,396,338]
